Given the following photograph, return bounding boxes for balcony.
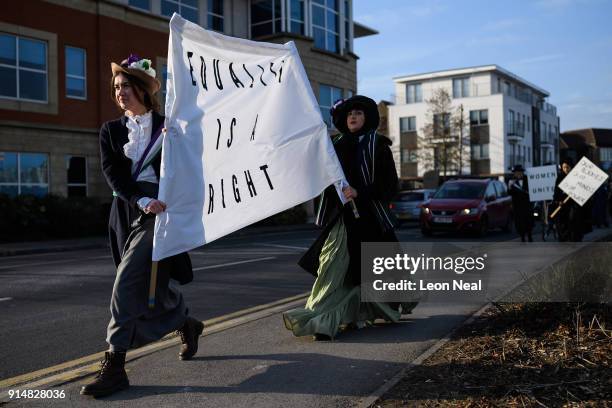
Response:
[507,121,525,142]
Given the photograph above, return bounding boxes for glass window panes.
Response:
[400,116,416,132]
[251,0,281,37]
[0,152,48,196]
[207,0,223,30]
[128,0,150,10]
[452,77,470,98]
[311,0,340,53]
[20,153,48,184]
[0,34,48,102]
[319,84,342,127]
[19,38,46,70]
[162,0,199,24]
[0,34,16,65]
[0,66,17,97]
[0,152,18,183]
[66,46,86,99]
[470,110,488,125]
[19,71,47,101]
[406,83,422,104]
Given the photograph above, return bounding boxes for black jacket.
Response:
[100,111,193,284]
[299,132,399,283]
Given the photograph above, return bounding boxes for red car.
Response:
[420,179,513,237]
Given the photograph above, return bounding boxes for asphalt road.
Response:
[0,224,518,381]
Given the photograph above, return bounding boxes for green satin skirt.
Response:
[283,217,408,338]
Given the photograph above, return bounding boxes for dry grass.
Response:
[374,302,611,407]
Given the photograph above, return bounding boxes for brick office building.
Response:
[0,0,375,199]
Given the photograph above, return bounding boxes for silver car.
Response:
[390,189,437,225]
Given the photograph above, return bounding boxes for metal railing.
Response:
[507,121,526,138]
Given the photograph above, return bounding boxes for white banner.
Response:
[525,165,557,202]
[152,14,346,261]
[559,157,609,206]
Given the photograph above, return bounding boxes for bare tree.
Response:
[417,88,468,177]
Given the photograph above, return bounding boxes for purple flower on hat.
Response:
[127,54,141,65]
[329,98,345,116]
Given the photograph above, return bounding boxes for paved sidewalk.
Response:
[0,224,317,257]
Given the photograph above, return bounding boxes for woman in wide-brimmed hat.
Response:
[283,95,418,341]
[81,55,202,398]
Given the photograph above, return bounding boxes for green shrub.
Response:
[0,194,108,242]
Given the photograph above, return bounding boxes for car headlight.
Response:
[422,207,430,214]
[461,208,479,215]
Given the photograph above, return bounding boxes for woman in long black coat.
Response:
[81,55,202,398]
[508,164,534,242]
[283,95,417,341]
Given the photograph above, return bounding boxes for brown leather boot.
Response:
[80,352,129,397]
[177,317,204,360]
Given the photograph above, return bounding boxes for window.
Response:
[503,81,510,95]
[452,77,470,98]
[290,0,305,35]
[128,0,151,11]
[469,109,488,126]
[527,115,531,132]
[67,156,87,197]
[600,147,612,162]
[343,0,351,52]
[0,33,48,102]
[251,0,281,38]
[433,113,450,131]
[65,46,86,99]
[406,83,422,104]
[208,0,224,30]
[162,0,199,24]
[401,149,417,163]
[485,182,496,199]
[399,116,416,132]
[0,152,49,197]
[319,84,342,127]
[494,181,508,197]
[471,144,489,160]
[312,0,340,53]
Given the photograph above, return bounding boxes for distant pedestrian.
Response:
[508,164,534,242]
[283,95,417,341]
[591,183,608,228]
[81,55,203,398]
[552,158,590,242]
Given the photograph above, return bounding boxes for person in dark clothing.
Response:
[283,95,417,341]
[591,183,609,228]
[81,55,203,398]
[508,164,534,242]
[552,158,590,242]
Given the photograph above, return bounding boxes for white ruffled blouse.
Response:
[123,111,158,184]
[123,111,157,210]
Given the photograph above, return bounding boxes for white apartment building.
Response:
[387,65,560,179]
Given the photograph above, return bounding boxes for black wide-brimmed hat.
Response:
[111,54,161,95]
[331,95,380,134]
[511,164,526,173]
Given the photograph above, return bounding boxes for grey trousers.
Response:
[106,215,187,352]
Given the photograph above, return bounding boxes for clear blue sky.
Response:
[353,0,612,131]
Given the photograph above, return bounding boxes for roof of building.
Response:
[353,22,378,38]
[561,128,612,148]
[392,64,550,97]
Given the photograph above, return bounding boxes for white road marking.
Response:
[192,256,276,271]
[0,297,13,302]
[258,243,308,251]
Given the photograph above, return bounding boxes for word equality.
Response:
[186,51,285,92]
